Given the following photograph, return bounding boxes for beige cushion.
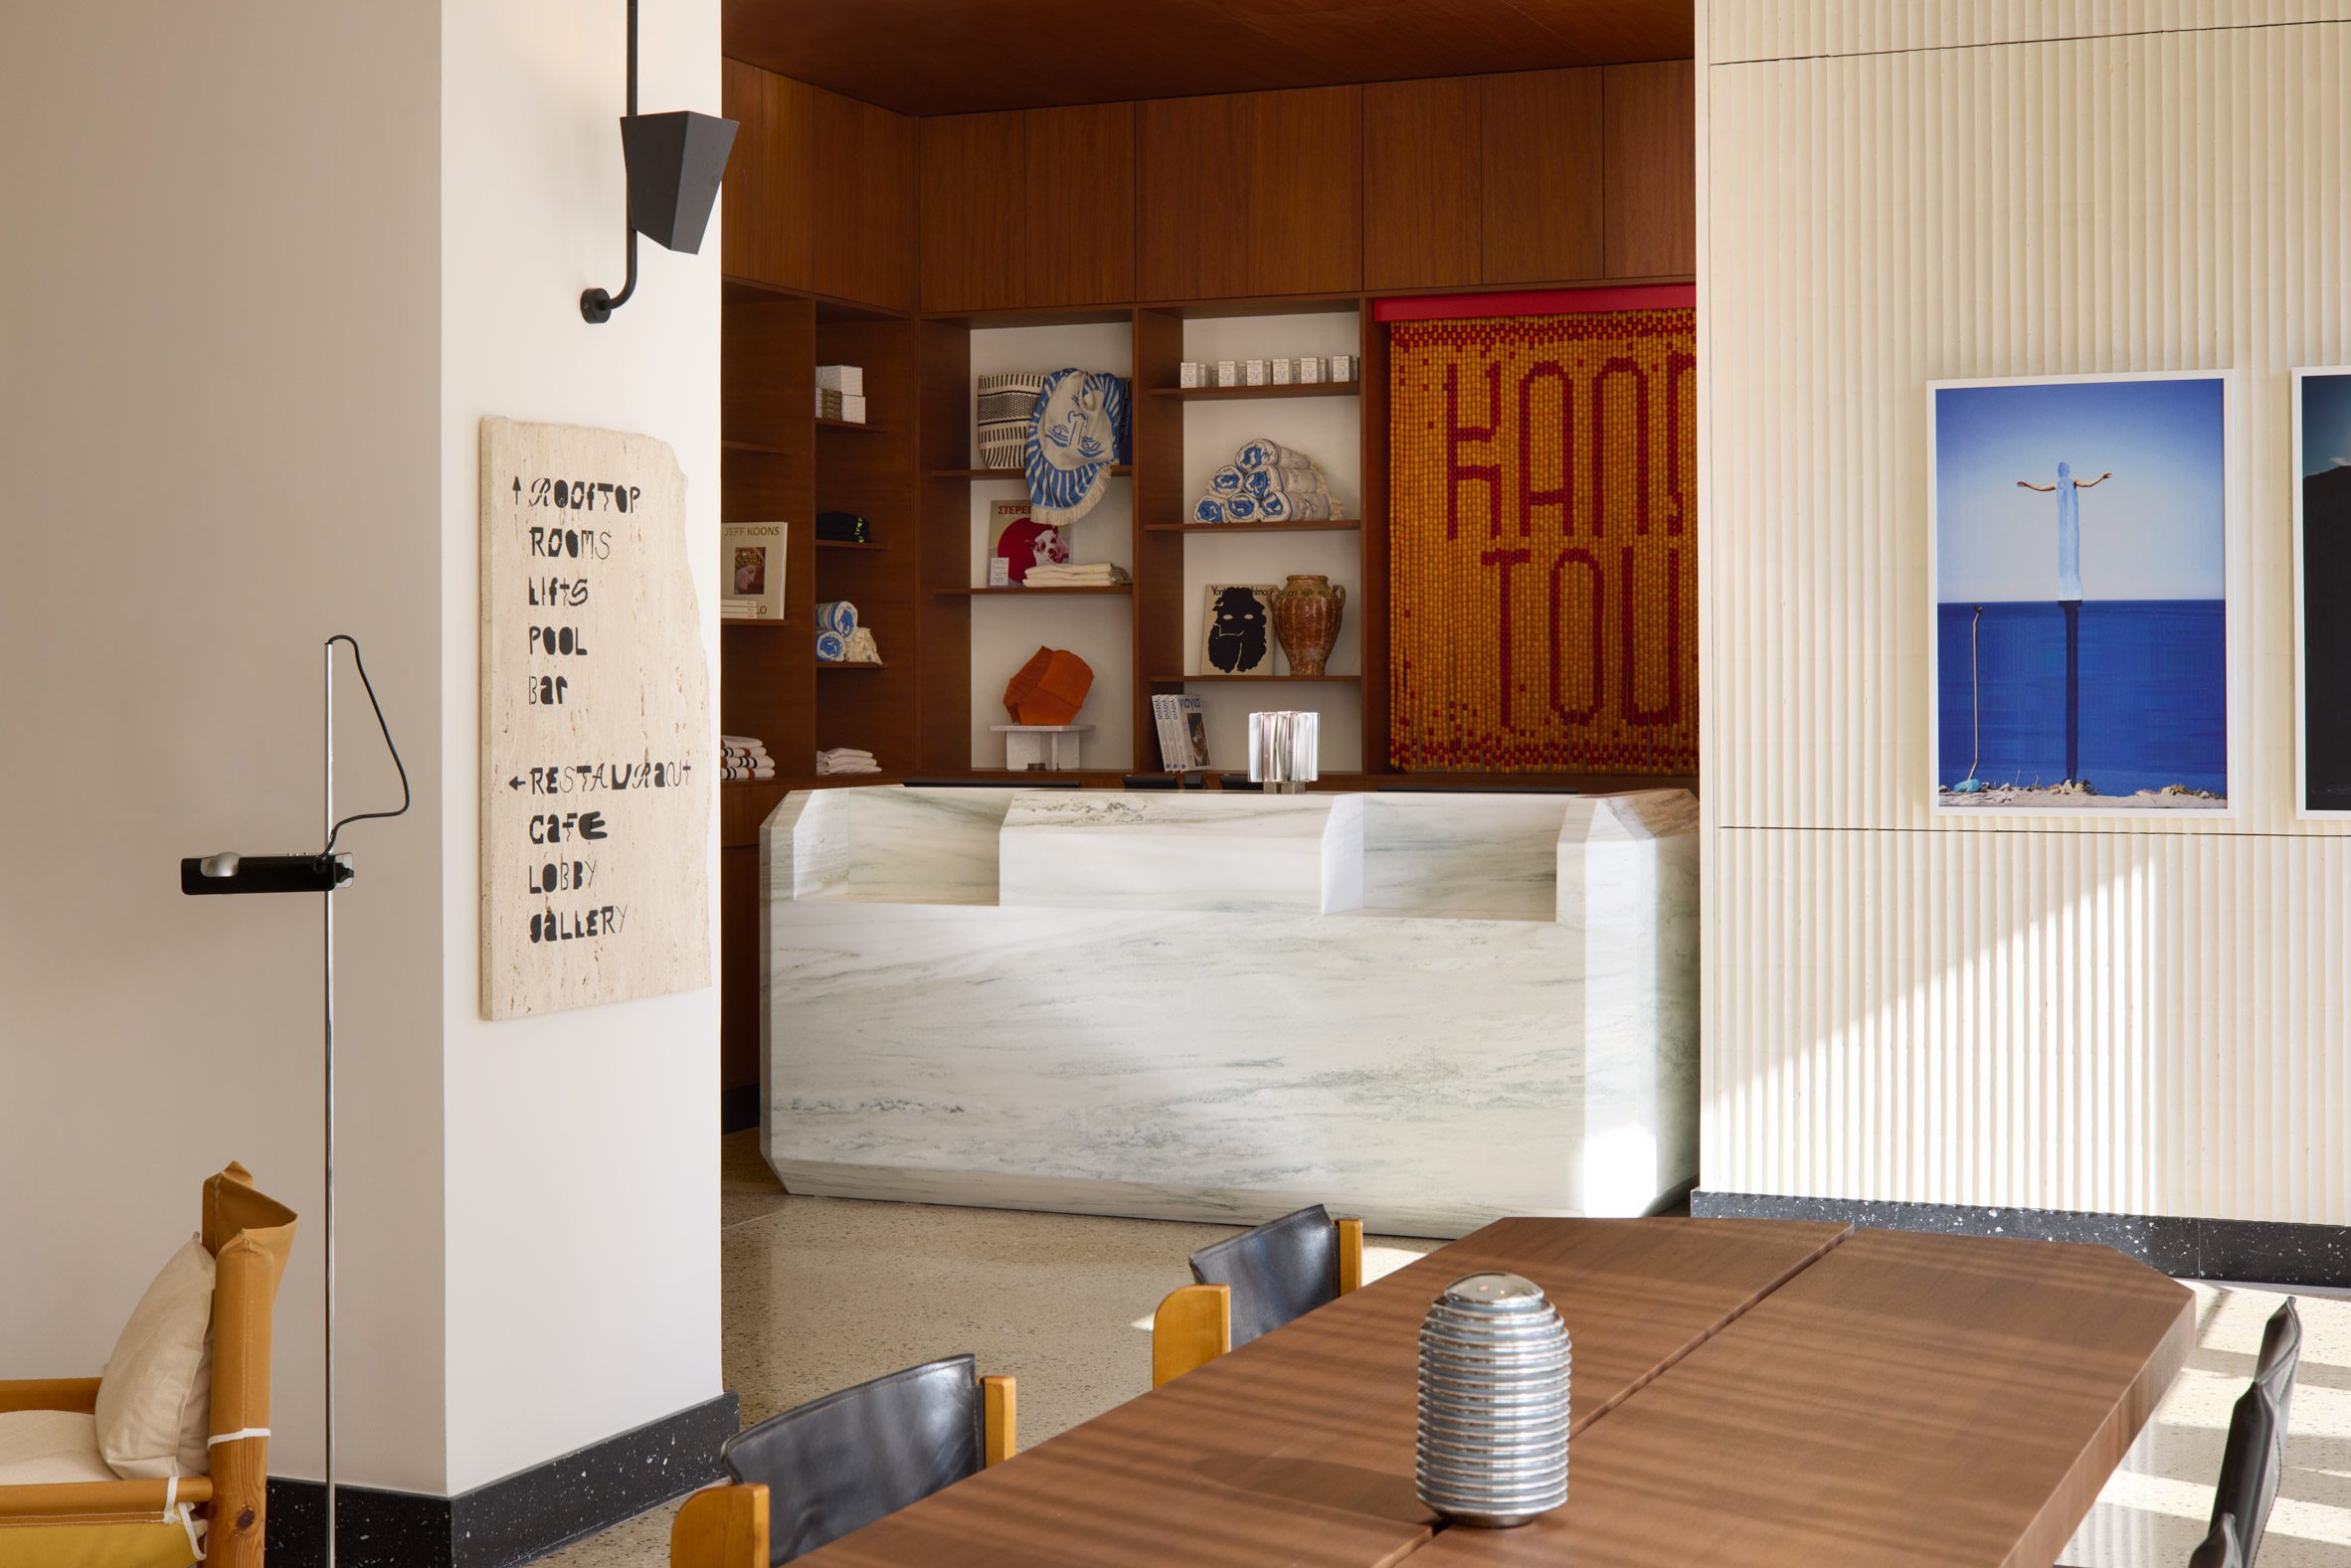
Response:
[0,1409,116,1485]
[94,1236,214,1480]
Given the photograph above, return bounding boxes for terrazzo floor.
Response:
[534,1132,2349,1566]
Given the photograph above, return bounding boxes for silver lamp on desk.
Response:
[1247,710,1319,793]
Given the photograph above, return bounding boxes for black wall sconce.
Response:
[581,0,740,323]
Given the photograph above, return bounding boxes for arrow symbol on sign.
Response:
[508,776,525,790]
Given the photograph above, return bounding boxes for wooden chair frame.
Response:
[0,1163,295,1568]
[671,1371,1015,1568]
[1151,1217,1362,1387]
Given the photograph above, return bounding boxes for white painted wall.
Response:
[2,0,726,1503]
[0,5,449,1492]
[1699,0,2351,1224]
[438,0,724,1493]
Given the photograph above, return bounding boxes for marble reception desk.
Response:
[761,785,1697,1236]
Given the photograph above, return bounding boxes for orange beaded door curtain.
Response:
[1383,286,1697,774]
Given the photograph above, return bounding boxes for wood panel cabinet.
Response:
[920,111,1026,313]
[1024,102,1137,307]
[1138,87,1361,301]
[1246,87,1361,295]
[721,59,814,292]
[1362,77,1484,291]
[1603,61,1697,278]
[812,87,917,310]
[1482,69,1603,285]
[1137,94,1252,300]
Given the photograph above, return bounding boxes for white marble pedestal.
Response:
[988,724,1090,772]
[761,785,1698,1237]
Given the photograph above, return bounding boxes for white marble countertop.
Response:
[764,784,1694,927]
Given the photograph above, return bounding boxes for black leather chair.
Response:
[2207,1299,2300,1565]
[676,1355,1015,1566]
[2071,1297,2302,1568]
[2188,1513,2243,1568]
[1150,1204,1364,1385]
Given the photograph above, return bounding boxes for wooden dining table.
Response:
[790,1217,2195,1567]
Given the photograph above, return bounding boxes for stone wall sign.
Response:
[480,416,711,1019]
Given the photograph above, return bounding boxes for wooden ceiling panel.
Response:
[723,0,1692,116]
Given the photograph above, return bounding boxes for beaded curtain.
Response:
[1388,309,1697,773]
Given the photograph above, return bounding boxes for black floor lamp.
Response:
[181,633,411,1568]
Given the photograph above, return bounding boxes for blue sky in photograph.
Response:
[1935,376,2225,602]
[2302,371,2351,478]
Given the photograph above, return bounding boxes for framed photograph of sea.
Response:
[2294,368,2351,815]
[1928,372,2231,814]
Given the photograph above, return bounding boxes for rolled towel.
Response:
[1224,491,1261,522]
[1209,464,1245,495]
[1191,494,1229,525]
[1254,487,1333,522]
[814,600,858,635]
[815,628,847,662]
[842,626,881,663]
[1235,437,1318,475]
[1240,465,1327,500]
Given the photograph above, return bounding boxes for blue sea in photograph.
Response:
[1935,601,2227,796]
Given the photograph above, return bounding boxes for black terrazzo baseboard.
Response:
[1692,1189,2349,1288]
[269,1391,738,1568]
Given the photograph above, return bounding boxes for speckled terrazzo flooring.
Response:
[532,1134,2349,1566]
[534,1132,1434,1567]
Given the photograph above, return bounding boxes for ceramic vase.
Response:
[1270,574,1346,676]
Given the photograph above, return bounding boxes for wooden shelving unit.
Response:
[1147,382,1363,401]
[933,586,1133,597]
[927,464,1134,479]
[1149,673,1363,684]
[1144,519,1363,533]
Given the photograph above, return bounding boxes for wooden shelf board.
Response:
[1147,673,1362,684]
[814,416,887,433]
[721,274,913,322]
[817,661,888,671]
[1149,382,1360,401]
[720,615,802,629]
[815,539,888,551]
[722,437,798,456]
[936,585,1132,597]
[928,465,1133,479]
[1145,519,1364,533]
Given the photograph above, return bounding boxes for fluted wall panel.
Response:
[1711,0,2351,65]
[1700,3,2351,1225]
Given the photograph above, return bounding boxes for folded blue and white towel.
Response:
[814,600,858,635]
[1255,487,1332,522]
[815,628,848,662]
[1209,464,1245,495]
[1240,465,1328,500]
[1235,437,1318,475]
[1192,494,1229,525]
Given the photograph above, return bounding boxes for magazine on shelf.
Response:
[1176,695,1209,770]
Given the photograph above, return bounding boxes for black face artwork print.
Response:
[1207,588,1268,673]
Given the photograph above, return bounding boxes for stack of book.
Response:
[815,364,867,424]
[1151,693,1209,773]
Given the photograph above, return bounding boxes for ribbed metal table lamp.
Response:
[1247,710,1319,793]
[1416,1273,1572,1527]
